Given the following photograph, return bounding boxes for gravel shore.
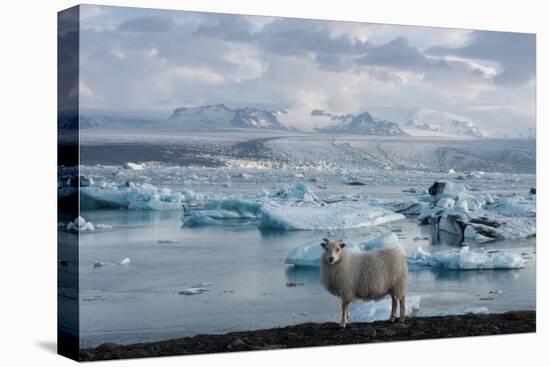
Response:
[79,310,535,361]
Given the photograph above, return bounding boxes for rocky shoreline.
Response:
[80,310,535,361]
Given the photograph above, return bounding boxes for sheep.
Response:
[320,238,408,328]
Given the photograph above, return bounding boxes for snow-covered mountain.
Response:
[313,110,407,136]
[405,108,484,138]
[169,104,288,130]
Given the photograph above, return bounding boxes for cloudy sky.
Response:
[77,5,536,134]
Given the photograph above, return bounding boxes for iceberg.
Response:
[285,239,362,267]
[182,198,265,227]
[286,232,403,267]
[408,246,526,270]
[178,287,210,295]
[123,162,144,170]
[64,216,111,232]
[428,181,466,201]
[260,202,404,231]
[405,182,536,243]
[349,295,421,322]
[183,213,223,227]
[359,232,405,255]
[80,182,198,210]
[273,183,319,202]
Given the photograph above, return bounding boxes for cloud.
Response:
[76,6,536,135]
[118,16,175,32]
[426,31,535,85]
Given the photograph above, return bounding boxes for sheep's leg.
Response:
[345,302,350,323]
[340,301,350,328]
[399,296,406,323]
[390,295,398,322]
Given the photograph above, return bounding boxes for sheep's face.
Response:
[321,238,346,265]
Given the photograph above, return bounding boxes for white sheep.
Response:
[320,238,408,328]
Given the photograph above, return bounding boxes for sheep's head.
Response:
[321,238,346,265]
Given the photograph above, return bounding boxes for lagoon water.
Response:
[74,210,535,348]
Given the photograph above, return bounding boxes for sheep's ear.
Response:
[338,240,346,248]
[321,238,329,249]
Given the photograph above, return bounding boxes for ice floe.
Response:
[273,183,319,202]
[359,232,405,255]
[285,232,402,267]
[64,216,112,232]
[408,246,526,270]
[123,162,144,170]
[259,201,404,231]
[178,282,212,295]
[397,181,536,243]
[178,183,404,231]
[80,181,200,210]
[285,239,363,267]
[350,295,421,322]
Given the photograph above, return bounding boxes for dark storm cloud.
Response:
[426,31,535,85]
[193,16,368,70]
[257,18,369,56]
[118,15,175,32]
[355,37,429,70]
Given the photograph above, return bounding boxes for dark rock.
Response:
[96,342,120,352]
[79,311,536,361]
[428,181,446,196]
[378,327,396,336]
[346,181,367,186]
[357,326,376,337]
[530,187,536,194]
[227,338,247,349]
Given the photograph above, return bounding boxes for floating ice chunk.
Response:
[178,282,211,295]
[437,197,455,209]
[81,182,193,210]
[95,223,112,230]
[285,239,362,267]
[350,295,421,322]
[492,195,536,217]
[182,198,264,227]
[183,213,222,227]
[75,216,86,227]
[93,262,106,268]
[65,216,107,232]
[428,181,466,201]
[119,258,131,265]
[408,246,526,270]
[178,287,210,296]
[274,183,319,203]
[216,199,263,218]
[123,162,144,170]
[260,202,404,231]
[360,232,405,255]
[448,168,457,175]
